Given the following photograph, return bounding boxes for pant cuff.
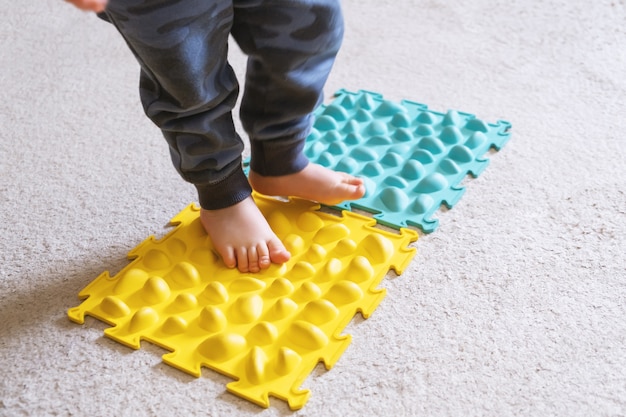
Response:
[194,166,252,210]
[250,137,309,176]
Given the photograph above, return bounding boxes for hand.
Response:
[64,0,108,13]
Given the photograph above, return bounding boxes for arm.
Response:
[64,0,108,13]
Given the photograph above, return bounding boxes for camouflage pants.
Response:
[104,0,344,209]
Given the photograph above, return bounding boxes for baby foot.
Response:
[248,163,365,206]
[200,196,291,273]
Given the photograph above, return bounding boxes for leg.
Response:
[231,0,365,204]
[104,0,289,272]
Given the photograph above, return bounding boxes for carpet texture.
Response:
[1,1,625,416]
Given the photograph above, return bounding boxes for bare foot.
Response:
[248,163,366,206]
[200,197,291,273]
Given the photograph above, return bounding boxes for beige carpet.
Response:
[1,1,625,416]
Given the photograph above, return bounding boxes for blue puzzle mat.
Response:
[246,89,511,233]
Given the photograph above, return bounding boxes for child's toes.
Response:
[268,238,291,264]
[257,243,272,269]
[219,246,237,269]
[235,247,249,273]
[246,246,261,273]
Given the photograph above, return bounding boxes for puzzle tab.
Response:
[68,195,417,410]
[304,89,512,232]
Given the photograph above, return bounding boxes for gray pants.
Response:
[103,0,344,209]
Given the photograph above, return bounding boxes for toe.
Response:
[344,176,366,198]
[247,246,260,273]
[343,174,364,186]
[354,183,366,198]
[220,247,237,269]
[236,247,249,273]
[257,243,271,269]
[267,237,291,264]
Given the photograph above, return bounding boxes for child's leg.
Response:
[104,0,289,272]
[231,0,365,204]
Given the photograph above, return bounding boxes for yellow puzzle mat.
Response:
[68,194,417,409]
